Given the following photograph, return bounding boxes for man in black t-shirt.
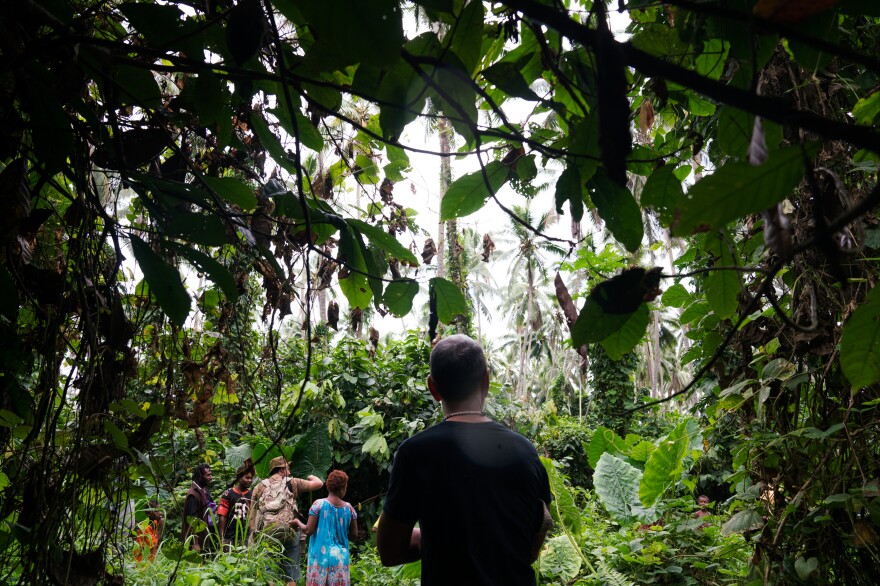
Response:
[218,461,255,548]
[377,334,553,586]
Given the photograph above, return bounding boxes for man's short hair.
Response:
[429,335,488,402]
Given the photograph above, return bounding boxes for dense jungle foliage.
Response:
[3,0,880,584]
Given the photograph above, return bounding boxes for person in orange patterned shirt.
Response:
[135,501,164,562]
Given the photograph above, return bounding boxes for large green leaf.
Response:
[539,536,582,583]
[673,145,816,236]
[271,105,324,153]
[571,296,643,348]
[716,107,783,159]
[224,443,252,472]
[588,172,643,252]
[587,426,627,469]
[338,227,373,309]
[291,423,333,480]
[641,164,684,224]
[661,283,690,308]
[114,64,162,109]
[383,279,419,317]
[600,303,650,360]
[298,0,404,70]
[250,114,299,176]
[448,0,484,74]
[165,212,228,246]
[704,232,741,319]
[542,457,582,535]
[348,219,419,266]
[251,441,294,479]
[201,176,257,211]
[129,235,191,326]
[554,165,584,222]
[168,243,240,302]
[378,33,441,141]
[639,421,691,508]
[192,70,227,126]
[721,509,764,536]
[593,452,643,524]
[482,62,540,101]
[840,286,880,388]
[440,161,509,220]
[430,277,467,323]
[361,432,390,459]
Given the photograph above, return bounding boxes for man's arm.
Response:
[182,494,201,550]
[248,483,263,534]
[302,474,323,492]
[376,512,421,566]
[529,501,553,563]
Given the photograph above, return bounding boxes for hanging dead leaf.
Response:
[481,233,495,262]
[421,238,437,264]
[501,146,525,170]
[327,299,339,330]
[350,306,362,333]
[380,177,394,203]
[761,203,792,261]
[389,258,401,279]
[638,100,655,144]
[748,117,769,166]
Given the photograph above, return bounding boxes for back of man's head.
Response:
[429,334,488,402]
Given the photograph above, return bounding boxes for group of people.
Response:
[178,457,355,586]
[166,334,556,586]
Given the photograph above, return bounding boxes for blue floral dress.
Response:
[305,498,357,586]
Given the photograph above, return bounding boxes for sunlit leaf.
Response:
[430,277,467,323]
[639,420,691,508]
[673,145,817,236]
[542,457,582,535]
[840,286,880,388]
[129,235,191,326]
[165,212,228,246]
[201,177,258,211]
[292,423,333,479]
[593,452,643,524]
[588,171,643,252]
[440,161,509,220]
[338,227,373,309]
[721,509,764,536]
[383,279,419,317]
[587,426,627,469]
[600,304,650,360]
[169,243,240,302]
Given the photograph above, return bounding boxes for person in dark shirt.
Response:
[182,463,217,551]
[377,334,553,586]
[218,460,255,548]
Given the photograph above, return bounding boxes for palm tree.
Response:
[496,202,566,403]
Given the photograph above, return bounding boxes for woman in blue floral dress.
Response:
[295,470,358,586]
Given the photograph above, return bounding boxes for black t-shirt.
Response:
[218,487,252,542]
[383,420,552,586]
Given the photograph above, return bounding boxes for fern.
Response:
[596,560,636,586]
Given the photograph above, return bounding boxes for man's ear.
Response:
[481,369,490,397]
[427,375,442,402]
